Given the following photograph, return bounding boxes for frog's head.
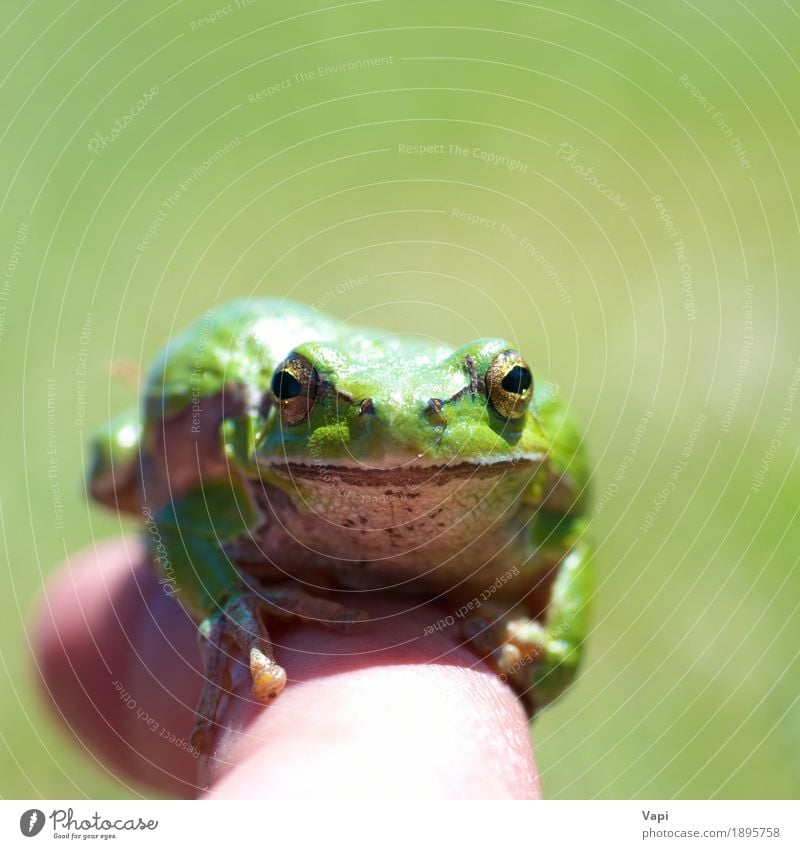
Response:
[251,336,555,563]
[255,335,550,474]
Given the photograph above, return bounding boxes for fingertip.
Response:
[204,600,541,799]
[33,539,204,797]
[35,544,542,800]
[33,539,136,772]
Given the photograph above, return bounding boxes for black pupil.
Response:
[272,369,303,400]
[501,365,532,394]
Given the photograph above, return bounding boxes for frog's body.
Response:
[89,299,592,753]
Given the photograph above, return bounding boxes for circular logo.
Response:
[19,809,46,837]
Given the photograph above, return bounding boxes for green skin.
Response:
[89,299,592,752]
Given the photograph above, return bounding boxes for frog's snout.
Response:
[350,393,453,455]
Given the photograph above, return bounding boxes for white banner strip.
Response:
[1,800,797,848]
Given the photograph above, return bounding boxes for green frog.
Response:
[89,299,592,753]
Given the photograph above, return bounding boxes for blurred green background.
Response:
[1,0,798,799]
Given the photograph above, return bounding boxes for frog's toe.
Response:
[462,612,546,680]
[250,647,287,701]
[223,593,288,701]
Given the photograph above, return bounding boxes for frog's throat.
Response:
[258,454,546,486]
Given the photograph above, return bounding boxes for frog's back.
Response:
[145,298,342,418]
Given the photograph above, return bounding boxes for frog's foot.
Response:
[191,593,286,756]
[462,608,548,709]
[191,586,368,756]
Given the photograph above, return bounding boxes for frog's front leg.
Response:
[191,580,369,753]
[191,592,285,756]
[462,517,591,713]
[151,479,368,757]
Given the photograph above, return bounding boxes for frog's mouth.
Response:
[260,453,546,487]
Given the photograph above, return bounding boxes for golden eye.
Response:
[485,350,533,420]
[270,353,319,425]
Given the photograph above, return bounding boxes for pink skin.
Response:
[33,538,541,799]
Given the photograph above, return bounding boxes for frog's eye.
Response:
[270,353,319,425]
[485,350,533,421]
